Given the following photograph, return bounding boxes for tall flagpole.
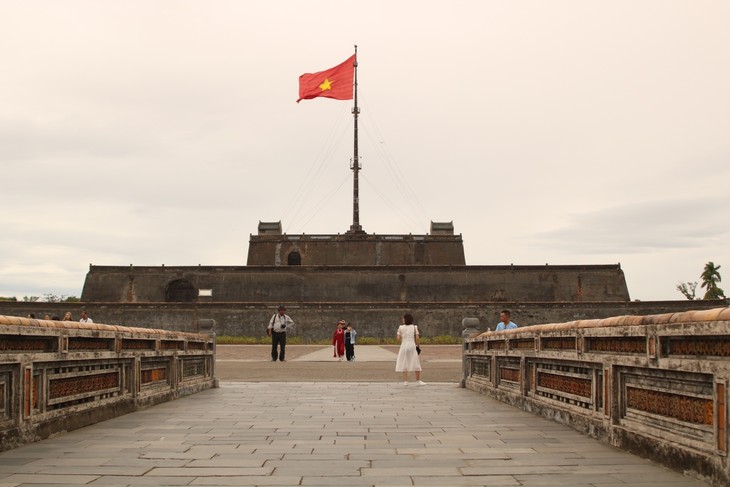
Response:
[348,45,364,234]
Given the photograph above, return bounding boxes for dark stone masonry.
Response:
[1,221,722,337]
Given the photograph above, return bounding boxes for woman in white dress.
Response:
[395,314,426,385]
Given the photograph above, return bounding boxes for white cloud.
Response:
[1,0,729,302]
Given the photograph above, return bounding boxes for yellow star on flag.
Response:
[319,78,333,92]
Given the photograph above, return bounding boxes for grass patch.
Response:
[423,335,461,345]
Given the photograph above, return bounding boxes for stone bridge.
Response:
[464,306,730,486]
[0,315,216,451]
[1,309,728,486]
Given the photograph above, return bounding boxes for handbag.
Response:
[416,345,421,355]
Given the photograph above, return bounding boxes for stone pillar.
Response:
[461,317,480,388]
[197,319,218,388]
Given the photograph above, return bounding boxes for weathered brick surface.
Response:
[465,306,730,486]
[0,315,216,452]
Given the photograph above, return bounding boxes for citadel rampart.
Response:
[8,223,720,340]
[63,223,667,337]
[464,307,730,486]
[80,264,630,304]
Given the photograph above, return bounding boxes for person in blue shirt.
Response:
[495,309,518,331]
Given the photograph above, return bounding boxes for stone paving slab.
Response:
[215,344,463,383]
[0,381,712,486]
[298,345,397,362]
[215,345,461,363]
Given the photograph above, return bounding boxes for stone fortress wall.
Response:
[5,220,722,339]
[80,263,630,303]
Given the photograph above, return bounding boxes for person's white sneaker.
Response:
[403,381,408,386]
[417,380,427,385]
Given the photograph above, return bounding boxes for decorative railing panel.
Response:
[0,315,216,452]
[0,336,56,353]
[68,337,114,351]
[510,338,535,350]
[534,362,596,409]
[464,307,730,487]
[541,336,576,351]
[662,335,730,358]
[470,358,490,381]
[0,370,9,420]
[587,336,646,354]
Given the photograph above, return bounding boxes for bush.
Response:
[423,335,461,345]
[216,335,257,344]
[356,336,382,345]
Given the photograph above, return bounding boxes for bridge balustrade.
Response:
[0,315,216,452]
[464,307,730,486]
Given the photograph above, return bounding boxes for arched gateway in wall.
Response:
[165,279,197,302]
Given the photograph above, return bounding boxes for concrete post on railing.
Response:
[197,319,218,388]
[461,317,480,388]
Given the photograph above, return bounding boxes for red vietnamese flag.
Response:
[297,54,355,103]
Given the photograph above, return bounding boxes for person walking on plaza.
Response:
[79,310,93,323]
[345,322,357,362]
[395,313,425,385]
[332,320,346,361]
[267,305,294,362]
[495,309,518,331]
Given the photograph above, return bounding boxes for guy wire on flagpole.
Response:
[348,44,364,234]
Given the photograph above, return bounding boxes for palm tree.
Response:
[700,261,725,300]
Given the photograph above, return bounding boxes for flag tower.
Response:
[296,48,362,234]
[349,45,363,234]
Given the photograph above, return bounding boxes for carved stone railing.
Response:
[0,315,216,452]
[464,307,730,486]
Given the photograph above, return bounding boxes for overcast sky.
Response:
[2,1,728,302]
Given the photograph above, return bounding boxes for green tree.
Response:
[676,281,697,300]
[700,261,725,300]
[22,296,40,302]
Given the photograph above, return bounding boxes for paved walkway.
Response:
[0,380,709,486]
[214,345,463,383]
[293,345,400,362]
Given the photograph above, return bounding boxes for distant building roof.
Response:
[257,221,282,235]
[430,221,454,235]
